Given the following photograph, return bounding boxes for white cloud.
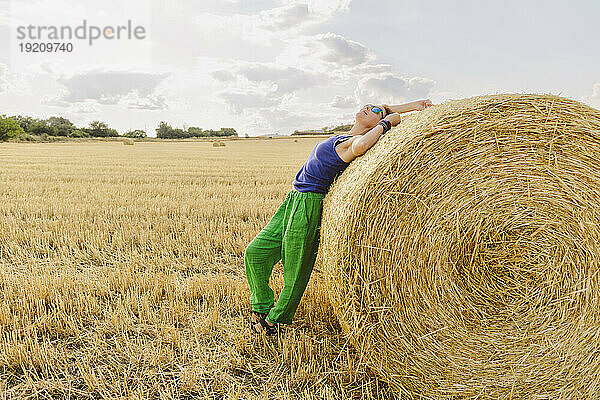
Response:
[212,61,330,115]
[211,70,236,82]
[246,107,323,136]
[262,1,352,30]
[73,101,100,114]
[0,62,33,95]
[315,33,374,66]
[350,63,393,76]
[191,2,335,51]
[179,0,280,16]
[260,3,311,30]
[43,69,170,109]
[125,94,168,110]
[193,12,275,49]
[277,33,375,71]
[355,74,436,105]
[237,64,326,95]
[187,1,354,64]
[219,89,280,115]
[306,0,352,16]
[331,94,356,108]
[582,83,600,109]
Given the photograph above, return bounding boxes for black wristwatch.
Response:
[377,119,391,134]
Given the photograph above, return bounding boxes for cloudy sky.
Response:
[0,0,598,137]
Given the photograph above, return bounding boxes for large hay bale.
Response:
[122,138,134,145]
[212,141,226,147]
[319,93,600,398]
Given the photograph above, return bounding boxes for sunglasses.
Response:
[363,104,384,118]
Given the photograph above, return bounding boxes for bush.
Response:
[16,133,40,142]
[88,121,119,137]
[0,115,25,141]
[29,121,58,136]
[47,116,76,136]
[68,129,89,138]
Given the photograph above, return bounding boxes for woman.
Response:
[245,99,434,335]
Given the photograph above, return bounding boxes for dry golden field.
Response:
[0,140,394,399]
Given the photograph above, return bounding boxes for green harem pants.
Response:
[244,189,325,325]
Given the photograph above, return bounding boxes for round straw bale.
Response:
[319,93,600,398]
[212,141,226,147]
[122,138,134,145]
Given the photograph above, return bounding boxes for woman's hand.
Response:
[412,99,433,111]
[383,112,401,127]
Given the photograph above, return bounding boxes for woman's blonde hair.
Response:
[381,104,391,118]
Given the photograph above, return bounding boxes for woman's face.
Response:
[355,104,384,128]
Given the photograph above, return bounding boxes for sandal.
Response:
[253,318,279,336]
[249,310,268,327]
[249,310,279,336]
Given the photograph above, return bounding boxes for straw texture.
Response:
[318,93,600,399]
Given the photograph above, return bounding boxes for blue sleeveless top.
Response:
[292,134,353,194]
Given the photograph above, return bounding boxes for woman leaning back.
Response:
[245,99,434,335]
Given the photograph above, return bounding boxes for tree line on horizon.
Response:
[0,114,237,141]
[155,121,236,139]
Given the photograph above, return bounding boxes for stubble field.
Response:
[0,140,393,399]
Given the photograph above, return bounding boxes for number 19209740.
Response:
[19,42,73,52]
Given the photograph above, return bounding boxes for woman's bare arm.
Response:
[346,113,402,159]
[382,102,416,114]
[350,123,385,158]
[382,99,433,115]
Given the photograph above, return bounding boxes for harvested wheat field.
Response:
[320,94,600,399]
[0,139,395,399]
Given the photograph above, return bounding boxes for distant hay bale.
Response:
[294,139,298,142]
[319,93,600,398]
[122,138,134,145]
[212,141,226,147]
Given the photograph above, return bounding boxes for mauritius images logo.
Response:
[15,20,146,53]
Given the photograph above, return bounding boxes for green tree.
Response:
[172,128,186,139]
[220,127,237,137]
[155,122,187,138]
[107,128,119,137]
[87,121,119,137]
[47,116,76,137]
[156,123,238,138]
[29,120,58,136]
[89,121,108,137]
[187,127,205,137]
[0,115,25,141]
[10,115,37,132]
[156,121,173,138]
[331,123,352,132]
